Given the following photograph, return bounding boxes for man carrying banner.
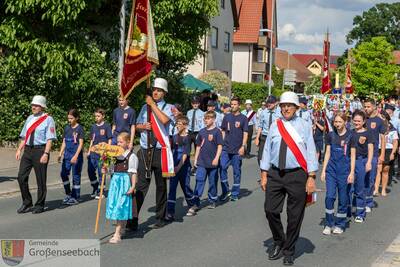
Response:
[15,95,57,214]
[127,78,174,230]
[260,91,318,266]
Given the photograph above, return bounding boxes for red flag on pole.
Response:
[120,0,159,99]
[321,33,331,94]
[345,63,353,94]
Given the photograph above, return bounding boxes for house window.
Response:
[221,0,225,9]
[224,32,230,52]
[211,27,218,48]
[252,73,264,84]
[256,48,265,63]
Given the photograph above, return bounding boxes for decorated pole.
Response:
[321,30,331,94]
[91,143,125,234]
[345,48,354,94]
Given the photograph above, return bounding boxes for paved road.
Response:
[1,153,400,267]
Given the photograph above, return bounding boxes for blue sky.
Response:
[276,0,398,55]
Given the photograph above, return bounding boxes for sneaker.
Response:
[186,206,198,216]
[90,188,98,198]
[165,213,175,222]
[95,192,105,199]
[332,227,344,234]
[208,202,217,209]
[230,196,239,202]
[62,195,71,204]
[322,226,332,235]
[354,216,364,223]
[66,198,79,205]
[365,206,372,213]
[219,191,232,202]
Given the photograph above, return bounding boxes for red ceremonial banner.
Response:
[345,63,353,94]
[321,39,331,94]
[120,0,159,99]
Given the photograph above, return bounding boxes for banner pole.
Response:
[118,0,127,93]
[94,171,106,234]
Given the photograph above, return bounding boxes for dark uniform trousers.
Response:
[246,125,254,156]
[129,148,167,224]
[189,131,198,153]
[17,146,48,207]
[264,167,307,256]
[257,135,267,165]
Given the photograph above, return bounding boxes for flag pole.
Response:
[118,0,127,93]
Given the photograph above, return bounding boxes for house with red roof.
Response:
[231,0,278,83]
[292,54,339,76]
[186,0,239,79]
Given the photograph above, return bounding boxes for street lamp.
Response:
[259,28,273,96]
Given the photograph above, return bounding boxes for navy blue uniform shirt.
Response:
[63,124,84,156]
[326,130,352,155]
[350,130,373,158]
[366,116,386,157]
[195,127,223,168]
[90,122,112,145]
[172,134,191,165]
[221,113,249,154]
[112,106,136,135]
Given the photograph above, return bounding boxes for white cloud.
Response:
[276,0,398,55]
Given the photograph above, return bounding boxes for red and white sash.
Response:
[276,119,308,173]
[246,110,256,122]
[24,113,49,145]
[150,111,175,177]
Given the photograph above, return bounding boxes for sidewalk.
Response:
[0,148,78,197]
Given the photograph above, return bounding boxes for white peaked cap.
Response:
[31,95,47,109]
[153,78,168,92]
[279,91,299,106]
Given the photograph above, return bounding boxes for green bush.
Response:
[232,82,267,108]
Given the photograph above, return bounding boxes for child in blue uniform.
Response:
[112,97,136,147]
[220,97,248,201]
[321,112,354,235]
[166,116,194,220]
[58,109,84,205]
[187,111,223,216]
[106,132,137,244]
[87,108,113,199]
[349,110,373,223]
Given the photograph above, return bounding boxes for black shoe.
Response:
[268,245,282,260]
[151,219,167,229]
[126,218,138,232]
[283,255,294,266]
[32,206,44,214]
[17,204,33,214]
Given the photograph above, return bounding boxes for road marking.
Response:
[372,233,400,266]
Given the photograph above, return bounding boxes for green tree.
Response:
[351,37,399,97]
[0,0,219,144]
[198,70,231,96]
[152,0,219,74]
[304,75,322,95]
[346,2,400,49]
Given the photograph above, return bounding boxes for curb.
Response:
[0,176,92,198]
[372,233,400,267]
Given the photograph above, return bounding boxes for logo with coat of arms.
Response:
[1,240,24,266]
[370,122,376,129]
[208,134,214,142]
[235,121,241,128]
[359,136,367,144]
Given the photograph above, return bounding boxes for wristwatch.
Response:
[308,174,316,179]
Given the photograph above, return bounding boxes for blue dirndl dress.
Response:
[105,172,133,220]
